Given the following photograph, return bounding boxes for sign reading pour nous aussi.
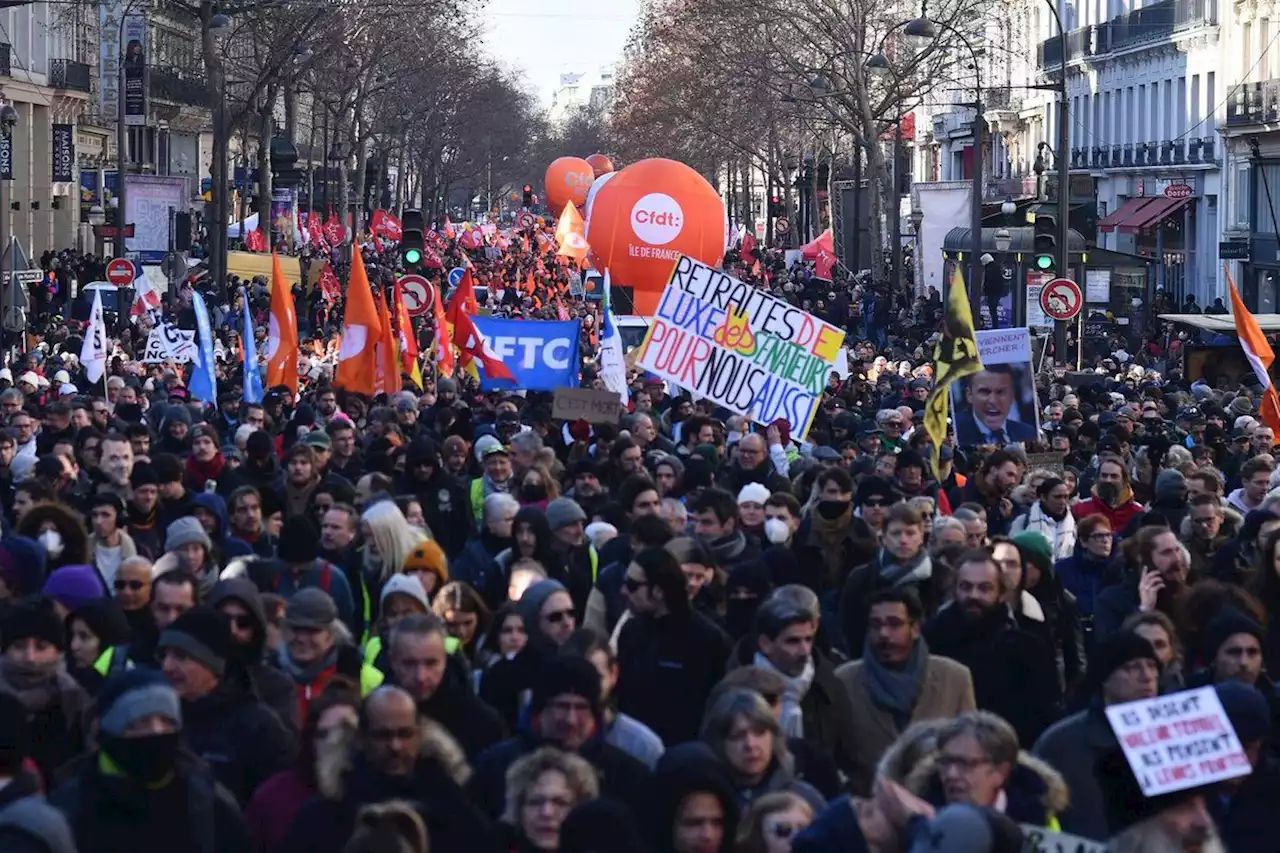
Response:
[636,256,845,438]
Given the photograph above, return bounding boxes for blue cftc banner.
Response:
[469,316,581,392]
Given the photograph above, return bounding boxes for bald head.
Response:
[739,433,766,452]
[363,685,416,721]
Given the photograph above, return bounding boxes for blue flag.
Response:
[188,290,218,403]
[241,287,263,404]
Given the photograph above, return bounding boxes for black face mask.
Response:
[100,732,180,784]
[520,484,548,503]
[816,499,850,521]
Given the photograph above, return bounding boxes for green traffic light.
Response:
[404,248,422,265]
[1035,254,1054,271]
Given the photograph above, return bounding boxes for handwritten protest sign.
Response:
[553,387,623,424]
[1105,686,1251,797]
[1020,826,1107,853]
[635,256,845,438]
[143,324,198,363]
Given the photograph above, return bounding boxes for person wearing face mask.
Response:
[15,501,89,574]
[48,668,252,852]
[1072,455,1144,534]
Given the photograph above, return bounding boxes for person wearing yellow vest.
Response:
[468,435,515,524]
[274,588,383,725]
[361,574,461,672]
[906,710,1067,832]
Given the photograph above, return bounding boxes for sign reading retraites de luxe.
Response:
[553,387,623,424]
[1104,686,1251,797]
[635,256,845,438]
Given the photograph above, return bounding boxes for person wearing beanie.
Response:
[48,668,253,852]
[125,462,165,560]
[151,452,196,532]
[1005,531,1087,695]
[1194,606,1268,689]
[395,437,472,561]
[361,574,432,674]
[0,537,45,605]
[401,538,449,599]
[467,656,652,822]
[1033,630,1161,839]
[206,578,297,733]
[1148,468,1190,532]
[157,607,293,806]
[1207,680,1280,853]
[0,597,90,785]
[0,693,78,853]
[1009,477,1078,561]
[853,475,896,533]
[160,516,217,597]
[269,515,356,635]
[40,564,107,616]
[544,497,597,617]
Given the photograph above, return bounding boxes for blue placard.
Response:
[469,316,581,392]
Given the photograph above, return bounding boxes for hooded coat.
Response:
[191,492,254,561]
[387,652,506,761]
[15,502,90,574]
[207,578,300,733]
[650,744,740,853]
[907,749,1070,829]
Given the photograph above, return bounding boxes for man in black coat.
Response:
[207,578,300,733]
[282,686,500,853]
[923,549,1061,746]
[468,657,652,821]
[397,438,473,560]
[157,607,294,805]
[384,612,505,760]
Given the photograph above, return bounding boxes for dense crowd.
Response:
[0,226,1261,853]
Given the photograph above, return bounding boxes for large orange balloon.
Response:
[585,153,615,178]
[544,156,595,214]
[586,158,726,314]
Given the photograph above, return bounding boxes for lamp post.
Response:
[88,203,105,257]
[0,101,15,344]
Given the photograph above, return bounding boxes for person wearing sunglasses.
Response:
[208,577,301,735]
[853,476,896,536]
[737,791,815,853]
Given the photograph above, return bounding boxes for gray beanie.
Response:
[165,516,212,553]
[98,669,182,736]
[545,497,587,531]
[517,579,567,635]
[1154,468,1187,501]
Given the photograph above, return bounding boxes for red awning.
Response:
[1097,197,1160,233]
[1121,195,1192,233]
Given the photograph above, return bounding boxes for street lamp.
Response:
[994,228,1012,252]
[909,207,924,233]
[1001,197,1017,217]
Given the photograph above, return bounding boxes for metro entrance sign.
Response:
[1039,277,1083,321]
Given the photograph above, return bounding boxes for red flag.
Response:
[318,261,341,304]
[432,282,455,376]
[323,212,345,246]
[393,279,423,388]
[447,268,480,318]
[453,311,515,381]
[741,232,757,259]
[422,247,444,270]
[814,248,836,281]
[371,209,403,240]
[245,227,267,252]
[801,228,835,260]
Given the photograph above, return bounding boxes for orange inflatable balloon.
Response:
[585,153,615,178]
[544,156,595,215]
[586,158,727,315]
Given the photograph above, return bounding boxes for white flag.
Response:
[599,269,629,405]
[80,289,107,383]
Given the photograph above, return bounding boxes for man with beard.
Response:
[564,459,607,519]
[125,463,164,560]
[325,420,363,483]
[277,446,321,519]
[208,577,298,732]
[836,588,975,795]
[384,613,505,760]
[1072,454,1145,532]
[312,385,342,427]
[227,486,278,558]
[840,503,946,658]
[1093,526,1189,643]
[947,449,1021,536]
[923,549,1061,745]
[688,488,762,576]
[93,433,134,502]
[716,433,790,495]
[397,438,471,560]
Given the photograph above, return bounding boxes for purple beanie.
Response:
[41,565,107,611]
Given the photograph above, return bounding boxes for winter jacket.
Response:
[180,680,295,806]
[1024,574,1088,696]
[390,653,506,761]
[839,549,947,659]
[206,577,299,733]
[450,533,511,609]
[397,468,473,559]
[1010,502,1077,560]
[1032,702,1118,840]
[1181,507,1243,581]
[244,765,312,853]
[909,750,1069,830]
[1053,548,1123,622]
[1071,494,1145,533]
[0,770,77,853]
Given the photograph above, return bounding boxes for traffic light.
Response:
[768,195,784,217]
[400,209,425,269]
[522,185,533,207]
[1033,214,1057,273]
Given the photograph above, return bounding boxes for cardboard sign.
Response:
[634,256,845,438]
[1105,686,1251,797]
[1024,451,1066,473]
[553,387,623,424]
[1020,825,1107,853]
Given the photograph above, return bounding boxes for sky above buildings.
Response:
[483,0,641,105]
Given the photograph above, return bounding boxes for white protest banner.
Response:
[1020,826,1107,853]
[634,256,846,438]
[975,328,1032,364]
[1105,686,1251,797]
[143,324,198,363]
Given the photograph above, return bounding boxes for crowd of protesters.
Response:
[0,220,1260,853]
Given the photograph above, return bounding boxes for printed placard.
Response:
[143,323,197,363]
[553,387,623,424]
[1104,686,1251,797]
[949,327,1041,446]
[1020,825,1107,853]
[635,256,845,438]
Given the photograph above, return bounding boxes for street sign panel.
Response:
[106,258,136,286]
[11,270,42,285]
[447,267,466,288]
[518,211,535,229]
[398,274,434,316]
[1164,183,1193,199]
[1040,277,1083,321]
[1220,240,1250,260]
[775,217,790,234]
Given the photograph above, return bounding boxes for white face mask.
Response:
[764,518,791,545]
[38,530,64,559]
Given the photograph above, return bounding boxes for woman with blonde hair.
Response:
[360,500,429,611]
[735,791,814,853]
[503,747,599,852]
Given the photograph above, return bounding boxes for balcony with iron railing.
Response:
[1227,78,1280,125]
[0,44,9,78]
[1039,0,1217,67]
[150,67,210,108]
[50,59,91,93]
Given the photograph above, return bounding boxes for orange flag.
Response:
[373,284,399,395]
[447,267,480,317]
[554,202,589,261]
[267,252,298,394]
[432,283,455,377]
[334,247,383,396]
[393,279,424,389]
[1227,262,1280,435]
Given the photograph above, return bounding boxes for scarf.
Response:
[753,652,815,738]
[482,474,513,499]
[706,530,748,564]
[184,452,225,488]
[0,657,79,714]
[277,644,339,686]
[811,504,854,585]
[862,637,928,729]
[877,548,932,587]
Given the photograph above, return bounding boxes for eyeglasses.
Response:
[114,579,147,591]
[542,608,575,624]
[622,577,648,593]
[937,754,993,772]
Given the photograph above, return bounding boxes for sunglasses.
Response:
[543,608,575,624]
[225,614,255,630]
[622,577,648,593]
[114,579,147,591]
[862,498,889,507]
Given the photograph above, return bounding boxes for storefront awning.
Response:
[1097,197,1159,233]
[1121,196,1192,233]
